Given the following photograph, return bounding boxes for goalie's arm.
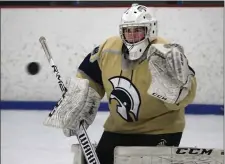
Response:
[76,51,105,99]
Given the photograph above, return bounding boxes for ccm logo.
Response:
[152,93,167,101]
[176,148,213,155]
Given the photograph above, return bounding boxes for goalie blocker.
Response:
[71,144,224,164]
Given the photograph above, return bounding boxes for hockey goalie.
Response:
[43,3,224,164]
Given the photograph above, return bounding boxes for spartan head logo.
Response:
[109,76,141,122]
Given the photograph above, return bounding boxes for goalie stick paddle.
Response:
[39,36,101,164]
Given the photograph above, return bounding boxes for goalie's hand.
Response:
[147,43,194,104]
[43,78,101,136]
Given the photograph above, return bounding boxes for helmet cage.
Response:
[119,23,151,47]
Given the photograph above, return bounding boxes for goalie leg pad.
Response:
[114,146,224,164]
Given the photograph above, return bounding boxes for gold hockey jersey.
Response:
[76,36,197,134]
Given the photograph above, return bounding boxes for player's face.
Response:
[123,26,146,44]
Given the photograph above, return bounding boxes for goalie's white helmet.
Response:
[119,3,158,60]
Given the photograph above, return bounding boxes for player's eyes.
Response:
[125,29,138,33]
[135,28,142,32]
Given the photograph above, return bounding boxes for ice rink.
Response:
[1,110,224,164]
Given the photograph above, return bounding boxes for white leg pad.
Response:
[114,146,224,164]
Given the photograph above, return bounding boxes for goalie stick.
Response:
[39,36,101,164]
